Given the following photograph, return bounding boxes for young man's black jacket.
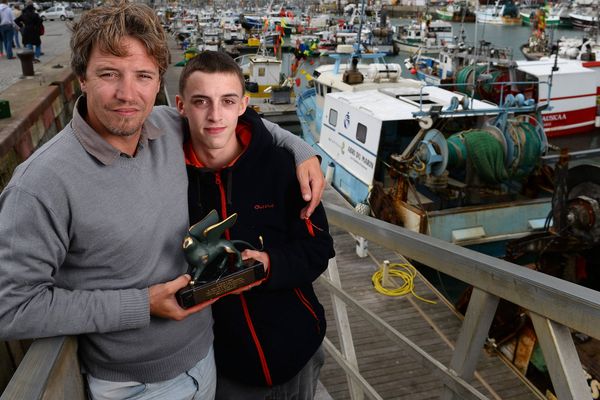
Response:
[185,107,335,387]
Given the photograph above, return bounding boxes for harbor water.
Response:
[388,18,589,66]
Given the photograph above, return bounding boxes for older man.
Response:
[0,2,324,399]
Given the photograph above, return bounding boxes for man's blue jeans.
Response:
[87,346,217,400]
[0,25,14,58]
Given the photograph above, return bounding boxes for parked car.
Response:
[39,5,74,21]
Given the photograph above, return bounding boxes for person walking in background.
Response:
[0,0,16,59]
[12,4,21,49]
[15,2,42,62]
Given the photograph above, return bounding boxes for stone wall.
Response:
[0,68,80,394]
[0,69,80,191]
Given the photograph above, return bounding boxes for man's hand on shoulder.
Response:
[149,275,214,320]
[297,156,325,219]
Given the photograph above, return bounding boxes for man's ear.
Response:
[78,76,87,94]
[175,95,186,117]
[239,95,249,116]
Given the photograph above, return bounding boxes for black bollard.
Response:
[16,50,35,77]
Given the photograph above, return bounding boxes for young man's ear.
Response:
[239,95,249,116]
[175,95,186,117]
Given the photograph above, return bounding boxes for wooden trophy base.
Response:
[176,262,265,309]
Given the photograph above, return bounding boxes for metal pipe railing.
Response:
[323,202,600,340]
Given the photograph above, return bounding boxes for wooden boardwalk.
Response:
[316,187,540,400]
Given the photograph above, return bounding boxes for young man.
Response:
[0,2,324,399]
[177,51,335,400]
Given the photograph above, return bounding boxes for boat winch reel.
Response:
[560,165,600,245]
[415,129,449,176]
[502,93,535,108]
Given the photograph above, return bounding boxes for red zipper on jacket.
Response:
[240,294,272,386]
[294,288,321,334]
[214,172,230,240]
[214,170,272,385]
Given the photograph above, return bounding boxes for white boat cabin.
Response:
[516,59,600,135]
[319,87,500,187]
[245,56,283,89]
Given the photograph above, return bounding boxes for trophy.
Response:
[176,210,266,309]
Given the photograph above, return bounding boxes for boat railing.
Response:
[1,201,597,399]
[411,81,550,118]
[296,89,318,125]
[319,202,598,400]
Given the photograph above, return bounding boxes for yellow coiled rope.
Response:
[371,262,436,304]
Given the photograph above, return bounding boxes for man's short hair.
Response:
[179,51,245,96]
[70,0,169,80]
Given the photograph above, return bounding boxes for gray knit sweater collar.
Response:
[70,96,164,166]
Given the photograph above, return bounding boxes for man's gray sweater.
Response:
[0,99,314,382]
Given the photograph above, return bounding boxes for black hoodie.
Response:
[186,107,335,386]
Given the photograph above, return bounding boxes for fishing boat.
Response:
[392,19,454,55]
[296,48,549,219]
[435,1,476,22]
[519,3,572,28]
[569,7,599,30]
[235,44,297,122]
[221,16,246,44]
[198,24,221,52]
[521,30,600,61]
[408,42,600,136]
[475,0,522,25]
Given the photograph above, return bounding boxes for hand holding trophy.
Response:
[176,210,267,309]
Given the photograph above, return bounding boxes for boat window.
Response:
[356,123,367,144]
[329,109,338,126]
[326,86,332,94]
[258,67,266,77]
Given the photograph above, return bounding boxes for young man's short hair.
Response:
[179,51,246,96]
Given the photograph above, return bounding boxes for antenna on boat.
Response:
[543,39,560,113]
[355,0,367,55]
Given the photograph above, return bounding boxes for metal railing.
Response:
[320,202,598,400]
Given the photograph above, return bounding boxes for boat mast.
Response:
[356,0,367,54]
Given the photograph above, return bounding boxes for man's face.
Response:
[176,71,248,155]
[79,36,161,141]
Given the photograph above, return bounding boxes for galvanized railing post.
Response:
[529,313,591,400]
[440,288,500,400]
[323,257,364,400]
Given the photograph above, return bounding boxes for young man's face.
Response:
[176,71,248,157]
[79,36,161,141]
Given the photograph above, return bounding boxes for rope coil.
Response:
[371,262,436,304]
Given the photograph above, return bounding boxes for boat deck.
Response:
[316,186,540,399]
